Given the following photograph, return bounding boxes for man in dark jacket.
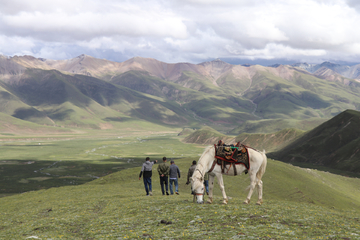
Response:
[169,160,181,195]
[157,157,170,195]
[186,160,197,185]
[139,157,157,196]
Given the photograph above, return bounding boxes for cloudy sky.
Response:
[1,0,360,65]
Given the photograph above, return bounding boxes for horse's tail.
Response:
[256,150,267,181]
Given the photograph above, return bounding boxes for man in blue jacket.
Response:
[139,157,157,196]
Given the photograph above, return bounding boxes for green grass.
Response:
[0,131,360,239]
[228,118,327,134]
[235,128,305,152]
[0,157,359,239]
[183,126,233,144]
[269,110,360,174]
[0,132,203,195]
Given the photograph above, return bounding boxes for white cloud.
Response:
[1,2,188,41]
[0,35,36,56]
[242,43,327,59]
[1,0,360,64]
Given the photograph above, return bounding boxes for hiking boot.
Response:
[176,192,179,195]
[149,191,152,196]
[166,192,169,195]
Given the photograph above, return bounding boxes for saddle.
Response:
[214,140,250,175]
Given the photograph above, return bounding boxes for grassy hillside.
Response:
[0,112,72,135]
[182,126,234,144]
[4,56,360,134]
[269,109,360,174]
[1,69,195,128]
[0,157,359,239]
[182,126,305,153]
[235,128,304,152]
[228,118,327,134]
[111,70,257,130]
[245,69,360,120]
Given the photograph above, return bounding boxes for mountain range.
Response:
[290,61,360,80]
[1,54,360,134]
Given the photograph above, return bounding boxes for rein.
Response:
[193,166,206,196]
[195,168,204,179]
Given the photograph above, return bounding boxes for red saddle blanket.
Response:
[214,140,250,170]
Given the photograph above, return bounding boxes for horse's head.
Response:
[191,170,205,204]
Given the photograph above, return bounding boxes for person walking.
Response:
[169,160,181,195]
[157,156,170,195]
[139,157,157,196]
[186,160,197,185]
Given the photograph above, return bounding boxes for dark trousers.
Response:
[143,177,152,195]
[160,176,168,194]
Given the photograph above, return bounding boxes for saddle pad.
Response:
[215,141,250,170]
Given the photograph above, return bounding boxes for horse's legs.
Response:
[216,173,228,204]
[256,179,263,205]
[207,174,215,204]
[244,172,257,204]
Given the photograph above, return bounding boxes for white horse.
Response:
[191,145,267,205]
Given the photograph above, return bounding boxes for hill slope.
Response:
[268,109,360,174]
[0,158,359,239]
[235,128,304,152]
[182,126,234,144]
[3,54,360,133]
[1,68,192,128]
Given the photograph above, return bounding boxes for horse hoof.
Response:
[243,200,249,204]
[256,200,263,205]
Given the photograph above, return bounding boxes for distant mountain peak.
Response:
[213,58,224,62]
[270,64,282,68]
[199,58,231,67]
[319,61,340,67]
[75,54,92,60]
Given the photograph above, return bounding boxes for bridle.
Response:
[192,168,205,196]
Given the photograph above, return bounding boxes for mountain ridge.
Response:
[2,54,360,134]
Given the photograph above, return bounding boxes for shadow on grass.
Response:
[0,158,144,196]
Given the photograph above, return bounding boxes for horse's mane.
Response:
[191,145,214,183]
[199,145,214,162]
